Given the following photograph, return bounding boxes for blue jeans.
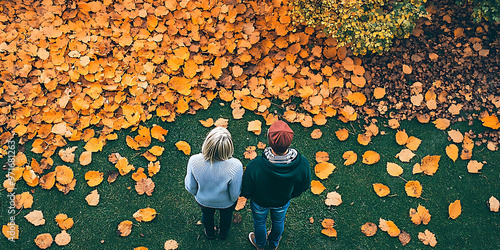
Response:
[250,200,291,249]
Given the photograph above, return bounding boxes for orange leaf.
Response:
[235,196,247,211]
[147,161,161,177]
[335,128,349,141]
[379,218,400,237]
[467,160,484,173]
[449,200,461,219]
[14,191,33,209]
[362,151,380,165]
[115,157,135,176]
[406,136,421,151]
[321,228,337,237]
[433,118,450,130]
[357,133,371,146]
[133,207,157,222]
[402,64,412,74]
[314,162,336,180]
[151,125,169,142]
[117,220,133,237]
[175,141,191,155]
[2,224,19,240]
[55,165,74,185]
[342,151,357,166]
[199,118,214,127]
[310,129,322,139]
[84,138,104,152]
[395,130,409,145]
[310,180,326,195]
[84,170,103,187]
[418,229,437,247]
[361,222,377,237]
[79,151,92,166]
[315,151,329,163]
[481,115,500,129]
[55,214,74,230]
[346,92,366,106]
[409,205,431,225]
[321,218,335,228]
[149,146,165,156]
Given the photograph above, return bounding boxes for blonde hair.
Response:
[202,127,234,162]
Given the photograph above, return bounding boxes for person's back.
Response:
[241,120,311,250]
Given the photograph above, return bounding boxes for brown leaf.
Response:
[25,210,45,226]
[35,233,53,249]
[399,230,411,246]
[310,129,322,139]
[117,220,133,237]
[418,229,437,247]
[135,178,155,196]
[361,222,377,237]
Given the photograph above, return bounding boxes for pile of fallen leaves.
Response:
[0,0,372,156]
[363,0,500,144]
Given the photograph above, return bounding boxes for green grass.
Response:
[1,99,499,249]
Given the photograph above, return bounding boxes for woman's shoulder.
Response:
[188,153,204,162]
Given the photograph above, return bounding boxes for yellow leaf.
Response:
[420,155,440,175]
[449,200,461,219]
[433,118,450,130]
[346,92,366,106]
[386,162,403,176]
[247,120,262,135]
[335,128,349,141]
[151,125,169,142]
[395,130,408,145]
[373,183,391,197]
[406,136,421,151]
[379,218,400,237]
[446,144,459,162]
[321,228,337,237]
[149,146,165,156]
[55,214,74,230]
[405,180,422,198]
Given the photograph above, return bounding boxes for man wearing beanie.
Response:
[241,120,311,250]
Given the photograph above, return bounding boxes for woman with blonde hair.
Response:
[185,127,243,240]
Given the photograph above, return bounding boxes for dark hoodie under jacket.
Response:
[240,152,311,207]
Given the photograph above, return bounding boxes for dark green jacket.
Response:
[241,152,311,207]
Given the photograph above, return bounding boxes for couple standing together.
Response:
[185,120,311,249]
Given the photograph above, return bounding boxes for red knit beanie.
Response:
[267,120,294,154]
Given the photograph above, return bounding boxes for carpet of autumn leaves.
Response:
[1,0,499,248]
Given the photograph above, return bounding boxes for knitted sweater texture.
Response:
[185,153,243,208]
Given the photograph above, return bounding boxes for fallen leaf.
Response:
[25,210,45,226]
[388,119,400,129]
[335,128,349,141]
[58,146,77,163]
[55,165,74,185]
[315,151,329,163]
[467,160,484,173]
[405,180,422,198]
[325,191,342,206]
[199,118,214,127]
[235,196,247,211]
[395,130,409,145]
[447,130,464,143]
[35,233,53,249]
[489,196,499,212]
[148,161,161,177]
[322,219,335,228]
[149,146,165,156]
[420,155,440,175]
[396,149,416,162]
[361,222,377,236]
[342,151,357,166]
[79,151,92,166]
[247,120,262,135]
[214,118,228,128]
[85,189,100,206]
[362,150,380,165]
[14,191,33,209]
[409,205,431,225]
[164,239,179,250]
[378,218,400,237]
[433,118,450,130]
[311,129,322,139]
[132,167,148,181]
[117,220,133,237]
[402,64,412,74]
[135,178,155,196]
[315,162,336,179]
[151,125,169,142]
[373,183,390,197]
[445,144,459,162]
[85,171,103,187]
[321,228,337,237]
[54,230,71,246]
[133,207,157,222]
[399,230,411,246]
[418,229,437,247]
[481,115,500,129]
[55,214,74,230]
[357,133,371,146]
[2,224,19,240]
[311,180,326,195]
[175,141,191,155]
[406,136,421,151]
